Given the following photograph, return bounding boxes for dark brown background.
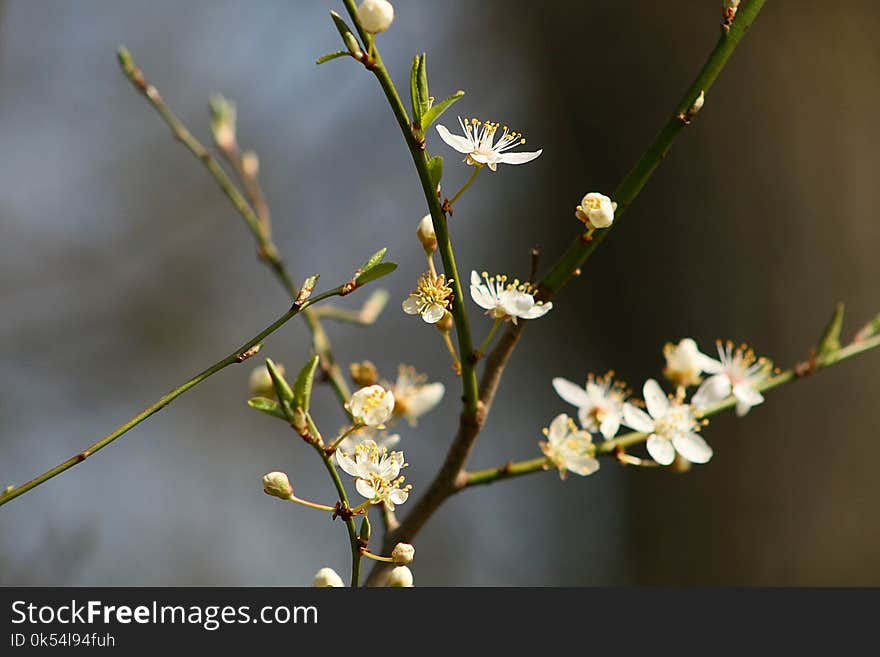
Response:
[1,0,877,585]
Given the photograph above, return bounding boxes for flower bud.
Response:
[262,471,293,499]
[343,32,364,60]
[350,360,379,387]
[358,0,395,34]
[388,565,414,587]
[242,151,259,178]
[575,192,617,229]
[391,542,415,565]
[250,363,285,398]
[313,567,344,588]
[417,214,438,253]
[209,95,237,151]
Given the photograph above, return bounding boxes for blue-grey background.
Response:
[1,1,878,585]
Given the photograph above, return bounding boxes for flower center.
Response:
[653,403,695,438]
[462,117,527,153]
[414,273,453,310]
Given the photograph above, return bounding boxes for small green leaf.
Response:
[330,10,358,45]
[417,53,431,117]
[247,397,287,421]
[316,51,350,65]
[422,90,465,130]
[359,515,371,544]
[854,311,880,342]
[817,302,845,361]
[427,155,444,189]
[265,359,294,404]
[410,55,422,126]
[293,355,320,412]
[355,262,397,286]
[360,248,387,274]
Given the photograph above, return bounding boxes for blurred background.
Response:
[1,0,878,586]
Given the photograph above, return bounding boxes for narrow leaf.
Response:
[266,358,294,403]
[817,302,845,360]
[854,311,880,342]
[316,51,349,65]
[355,262,397,286]
[417,52,431,116]
[247,397,287,421]
[427,155,444,189]
[330,10,358,45]
[293,355,320,412]
[360,248,387,273]
[410,55,422,125]
[359,515,371,544]
[422,90,465,130]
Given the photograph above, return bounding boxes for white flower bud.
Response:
[663,338,711,388]
[262,471,293,500]
[358,0,395,34]
[249,363,284,398]
[417,214,438,253]
[391,542,415,565]
[313,567,344,588]
[346,384,395,427]
[388,565,414,587]
[575,192,617,229]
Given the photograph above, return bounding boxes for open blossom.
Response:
[622,379,713,466]
[540,413,600,479]
[663,338,717,388]
[337,426,401,455]
[402,272,453,324]
[436,116,542,171]
[346,385,395,427]
[390,365,445,426]
[552,373,628,440]
[335,440,412,510]
[692,341,771,416]
[470,271,552,323]
[575,192,617,229]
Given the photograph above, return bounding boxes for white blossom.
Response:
[389,565,414,587]
[346,385,395,427]
[575,192,617,229]
[337,426,401,455]
[552,373,628,440]
[335,440,412,510]
[470,271,552,324]
[436,116,542,171]
[692,341,771,417]
[402,272,453,324]
[357,0,395,34]
[622,379,712,466]
[391,542,415,565]
[390,365,445,426]
[663,338,717,388]
[540,413,600,480]
[313,567,344,588]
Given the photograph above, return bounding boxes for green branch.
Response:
[464,332,880,487]
[0,286,347,508]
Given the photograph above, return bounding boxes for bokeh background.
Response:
[1,0,878,586]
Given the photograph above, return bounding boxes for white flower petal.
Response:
[435,124,474,154]
[335,450,360,478]
[622,403,655,433]
[672,432,713,464]
[646,434,676,465]
[599,413,621,440]
[422,303,446,324]
[388,488,409,506]
[698,354,724,374]
[497,149,543,165]
[643,379,669,418]
[692,374,732,410]
[565,454,600,477]
[733,383,764,408]
[470,284,498,311]
[402,295,421,315]
[519,301,552,319]
[547,413,570,445]
[552,378,592,408]
[355,478,377,500]
[470,270,483,286]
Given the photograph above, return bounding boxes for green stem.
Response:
[289,496,337,513]
[117,46,354,415]
[448,165,482,206]
[341,0,479,417]
[328,424,364,452]
[476,319,504,357]
[540,0,766,296]
[313,444,362,587]
[463,333,880,487]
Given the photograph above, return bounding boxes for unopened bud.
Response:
[343,32,364,59]
[391,542,415,565]
[250,363,285,398]
[209,95,237,151]
[417,214,438,253]
[575,192,617,230]
[292,406,308,435]
[350,360,378,387]
[358,0,395,34]
[262,471,293,499]
[242,151,259,178]
[435,310,454,333]
[723,0,740,26]
[388,565,414,587]
[295,274,319,307]
[313,567,344,587]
